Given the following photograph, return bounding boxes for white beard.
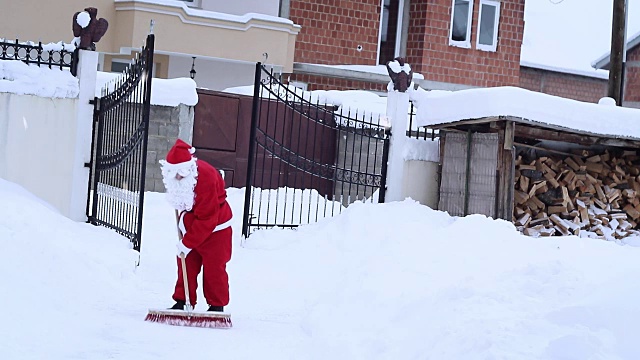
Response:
[162,164,198,212]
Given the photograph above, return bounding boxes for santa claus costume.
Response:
[159,139,233,311]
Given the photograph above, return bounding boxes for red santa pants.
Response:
[172,227,232,307]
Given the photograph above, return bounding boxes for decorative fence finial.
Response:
[386,57,413,93]
[72,7,109,51]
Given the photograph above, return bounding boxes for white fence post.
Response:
[384,59,413,202]
[68,50,98,222]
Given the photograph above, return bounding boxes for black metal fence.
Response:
[407,101,438,140]
[241,63,391,236]
[0,39,78,75]
[86,34,154,251]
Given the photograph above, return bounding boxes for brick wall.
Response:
[289,0,381,65]
[625,46,640,103]
[407,0,525,87]
[519,67,608,103]
[288,73,387,92]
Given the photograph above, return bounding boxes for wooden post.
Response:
[608,0,626,105]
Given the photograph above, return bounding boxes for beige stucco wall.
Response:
[113,2,299,71]
[0,0,117,53]
[2,1,299,71]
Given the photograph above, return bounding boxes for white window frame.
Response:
[476,0,501,52]
[449,0,474,49]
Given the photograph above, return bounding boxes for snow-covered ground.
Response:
[1,178,640,359]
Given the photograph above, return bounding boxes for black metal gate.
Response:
[241,63,390,236]
[86,34,155,251]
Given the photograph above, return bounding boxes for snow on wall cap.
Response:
[76,11,91,28]
[160,139,197,169]
[387,60,412,74]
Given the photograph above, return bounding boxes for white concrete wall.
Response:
[0,51,97,222]
[201,0,280,16]
[0,93,79,216]
[401,160,439,209]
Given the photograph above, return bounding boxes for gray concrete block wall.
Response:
[145,104,194,192]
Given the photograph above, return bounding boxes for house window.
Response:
[477,0,501,51]
[111,59,130,73]
[449,0,474,48]
[378,0,406,65]
[111,59,156,77]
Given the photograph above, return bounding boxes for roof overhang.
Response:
[413,86,640,146]
[592,30,640,70]
[427,115,640,148]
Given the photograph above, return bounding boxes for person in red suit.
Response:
[159,139,233,312]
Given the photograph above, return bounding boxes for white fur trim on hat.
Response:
[159,157,197,170]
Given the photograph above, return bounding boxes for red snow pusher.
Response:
[145,210,232,329]
[145,252,232,329]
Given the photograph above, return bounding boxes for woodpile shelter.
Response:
[412,86,640,241]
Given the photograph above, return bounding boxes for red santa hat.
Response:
[160,139,196,169]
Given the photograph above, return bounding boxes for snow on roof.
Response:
[296,63,425,81]
[115,0,298,28]
[592,30,640,69]
[522,0,640,79]
[411,86,640,141]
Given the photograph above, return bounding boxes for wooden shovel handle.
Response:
[176,210,192,312]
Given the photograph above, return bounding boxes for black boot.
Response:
[208,305,224,312]
[169,300,186,310]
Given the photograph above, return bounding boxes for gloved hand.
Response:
[176,241,192,257]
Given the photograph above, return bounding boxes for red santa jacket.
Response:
[178,159,232,249]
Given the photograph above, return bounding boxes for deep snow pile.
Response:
[1,178,640,359]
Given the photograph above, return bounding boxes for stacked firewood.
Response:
[514,149,640,240]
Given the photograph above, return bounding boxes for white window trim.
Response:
[394,0,405,57]
[449,0,474,49]
[476,0,501,52]
[376,0,385,60]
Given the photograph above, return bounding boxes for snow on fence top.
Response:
[411,86,640,142]
[96,72,198,107]
[224,83,390,127]
[0,58,197,106]
[0,59,79,98]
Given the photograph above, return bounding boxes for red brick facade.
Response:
[290,0,525,88]
[519,67,607,103]
[286,0,638,106]
[625,47,640,103]
[289,0,381,65]
[407,0,524,87]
